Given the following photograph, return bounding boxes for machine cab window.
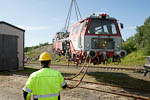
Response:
[88,19,117,35]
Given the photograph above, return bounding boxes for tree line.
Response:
[122,17,150,55]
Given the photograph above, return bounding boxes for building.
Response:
[0,21,25,71]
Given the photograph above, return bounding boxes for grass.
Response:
[25,44,54,61]
[51,55,68,64]
[25,50,40,59]
[120,50,146,67]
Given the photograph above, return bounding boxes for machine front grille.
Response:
[91,38,114,49]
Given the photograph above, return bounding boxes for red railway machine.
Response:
[53,13,126,65]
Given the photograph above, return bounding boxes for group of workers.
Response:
[23,52,67,100]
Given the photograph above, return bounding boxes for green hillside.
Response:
[120,50,146,67]
[25,43,146,67]
[25,44,54,61]
[25,43,67,64]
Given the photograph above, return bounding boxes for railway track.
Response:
[56,64,144,71]
[26,62,145,71]
[67,79,150,92]
[77,86,150,100]
[67,79,150,100]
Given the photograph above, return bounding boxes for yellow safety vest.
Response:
[23,68,66,100]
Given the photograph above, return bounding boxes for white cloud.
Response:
[16,25,49,31]
[124,26,136,30]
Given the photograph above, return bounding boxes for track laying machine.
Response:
[53,13,126,65]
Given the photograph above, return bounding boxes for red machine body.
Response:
[53,14,126,64]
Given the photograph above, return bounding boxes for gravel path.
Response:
[0,65,150,100]
[0,74,131,100]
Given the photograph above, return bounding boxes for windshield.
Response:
[88,19,117,35]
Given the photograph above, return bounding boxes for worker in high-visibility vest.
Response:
[22,52,67,100]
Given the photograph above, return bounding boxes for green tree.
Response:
[122,36,136,54]
[122,16,150,55]
[143,17,150,54]
[135,17,150,55]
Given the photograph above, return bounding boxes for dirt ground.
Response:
[0,64,150,100]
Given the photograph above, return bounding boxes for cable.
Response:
[74,0,79,21]
[65,0,73,32]
[74,0,82,20]
[64,0,82,32]
[67,59,91,89]
[64,55,88,80]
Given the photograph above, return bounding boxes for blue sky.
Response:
[0,0,150,47]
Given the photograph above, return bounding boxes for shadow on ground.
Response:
[0,67,38,76]
[0,67,76,78]
[87,71,150,97]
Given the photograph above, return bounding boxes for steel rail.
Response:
[76,86,150,100]
[51,64,144,71]
[67,79,150,93]
[26,62,144,71]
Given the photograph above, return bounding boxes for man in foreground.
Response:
[23,52,67,100]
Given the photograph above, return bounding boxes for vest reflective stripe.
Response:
[33,93,59,98]
[61,80,66,87]
[23,86,32,93]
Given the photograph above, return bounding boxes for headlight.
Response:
[86,44,89,48]
[115,45,120,51]
[87,50,96,58]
